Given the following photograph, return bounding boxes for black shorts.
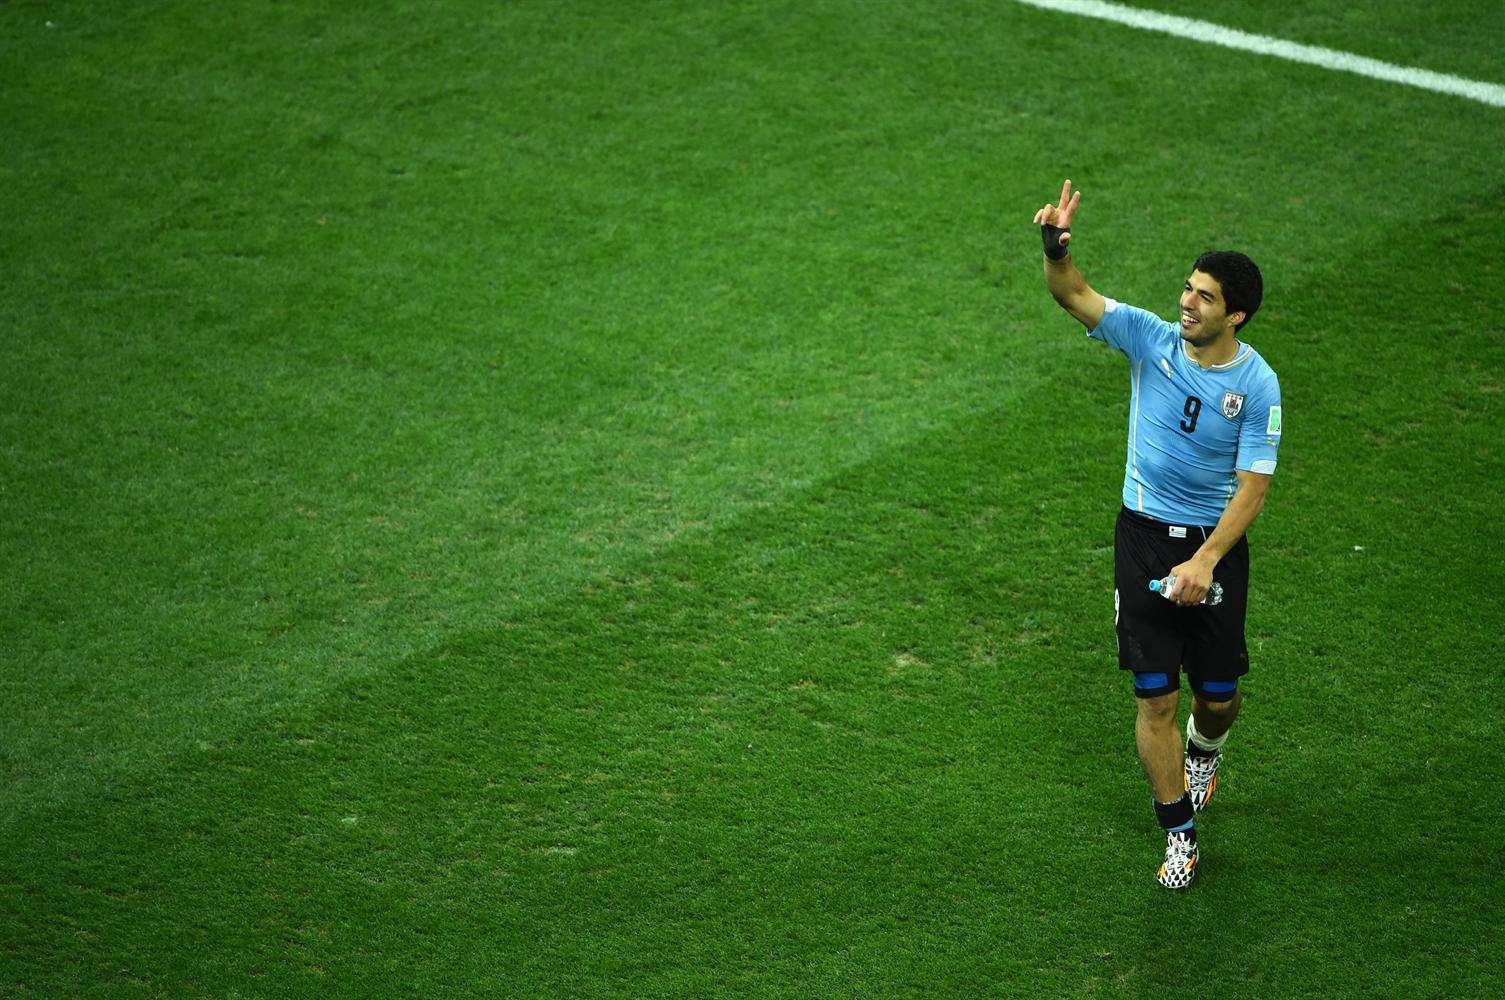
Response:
[1114,506,1250,700]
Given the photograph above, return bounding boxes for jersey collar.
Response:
[1182,340,1252,371]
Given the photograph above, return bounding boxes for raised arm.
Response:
[1033,179,1105,330]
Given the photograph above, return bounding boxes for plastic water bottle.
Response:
[1148,576,1224,606]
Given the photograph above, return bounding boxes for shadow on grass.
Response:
[9,190,1505,994]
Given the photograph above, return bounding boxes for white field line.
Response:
[1014,0,1505,108]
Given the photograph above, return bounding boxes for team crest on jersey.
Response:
[1220,391,1246,419]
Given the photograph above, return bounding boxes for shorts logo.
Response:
[1220,391,1245,419]
[1267,405,1282,435]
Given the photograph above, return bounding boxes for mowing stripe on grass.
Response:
[1014,0,1505,108]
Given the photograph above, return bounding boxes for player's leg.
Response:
[1182,536,1252,813]
[1191,687,1241,741]
[1132,681,1197,888]
[1115,508,1199,887]
[1184,685,1239,812]
[1134,686,1183,803]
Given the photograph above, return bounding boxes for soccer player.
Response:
[1031,180,1282,889]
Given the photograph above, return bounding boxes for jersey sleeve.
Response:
[1086,298,1166,363]
[1236,371,1282,475]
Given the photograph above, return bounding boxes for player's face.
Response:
[1178,270,1235,345]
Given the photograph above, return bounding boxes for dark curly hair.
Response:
[1193,250,1263,332]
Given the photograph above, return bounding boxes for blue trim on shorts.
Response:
[1199,680,1238,695]
[1133,671,1171,690]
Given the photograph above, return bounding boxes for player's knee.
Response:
[1195,688,1241,717]
[1135,690,1178,724]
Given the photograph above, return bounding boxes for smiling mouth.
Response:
[1181,314,1199,328]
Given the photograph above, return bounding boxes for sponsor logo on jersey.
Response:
[1220,391,1246,419]
[1267,405,1282,435]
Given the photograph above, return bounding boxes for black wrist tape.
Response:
[1041,224,1069,261]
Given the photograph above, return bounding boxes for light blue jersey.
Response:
[1088,297,1282,525]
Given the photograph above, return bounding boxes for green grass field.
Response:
[4,1,1504,995]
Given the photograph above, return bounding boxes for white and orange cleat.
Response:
[1156,829,1198,889]
[1184,747,1222,813]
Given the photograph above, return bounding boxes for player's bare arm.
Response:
[1034,179,1105,330]
[1166,470,1271,606]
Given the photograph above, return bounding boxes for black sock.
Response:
[1153,794,1195,836]
[1186,737,1219,760]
